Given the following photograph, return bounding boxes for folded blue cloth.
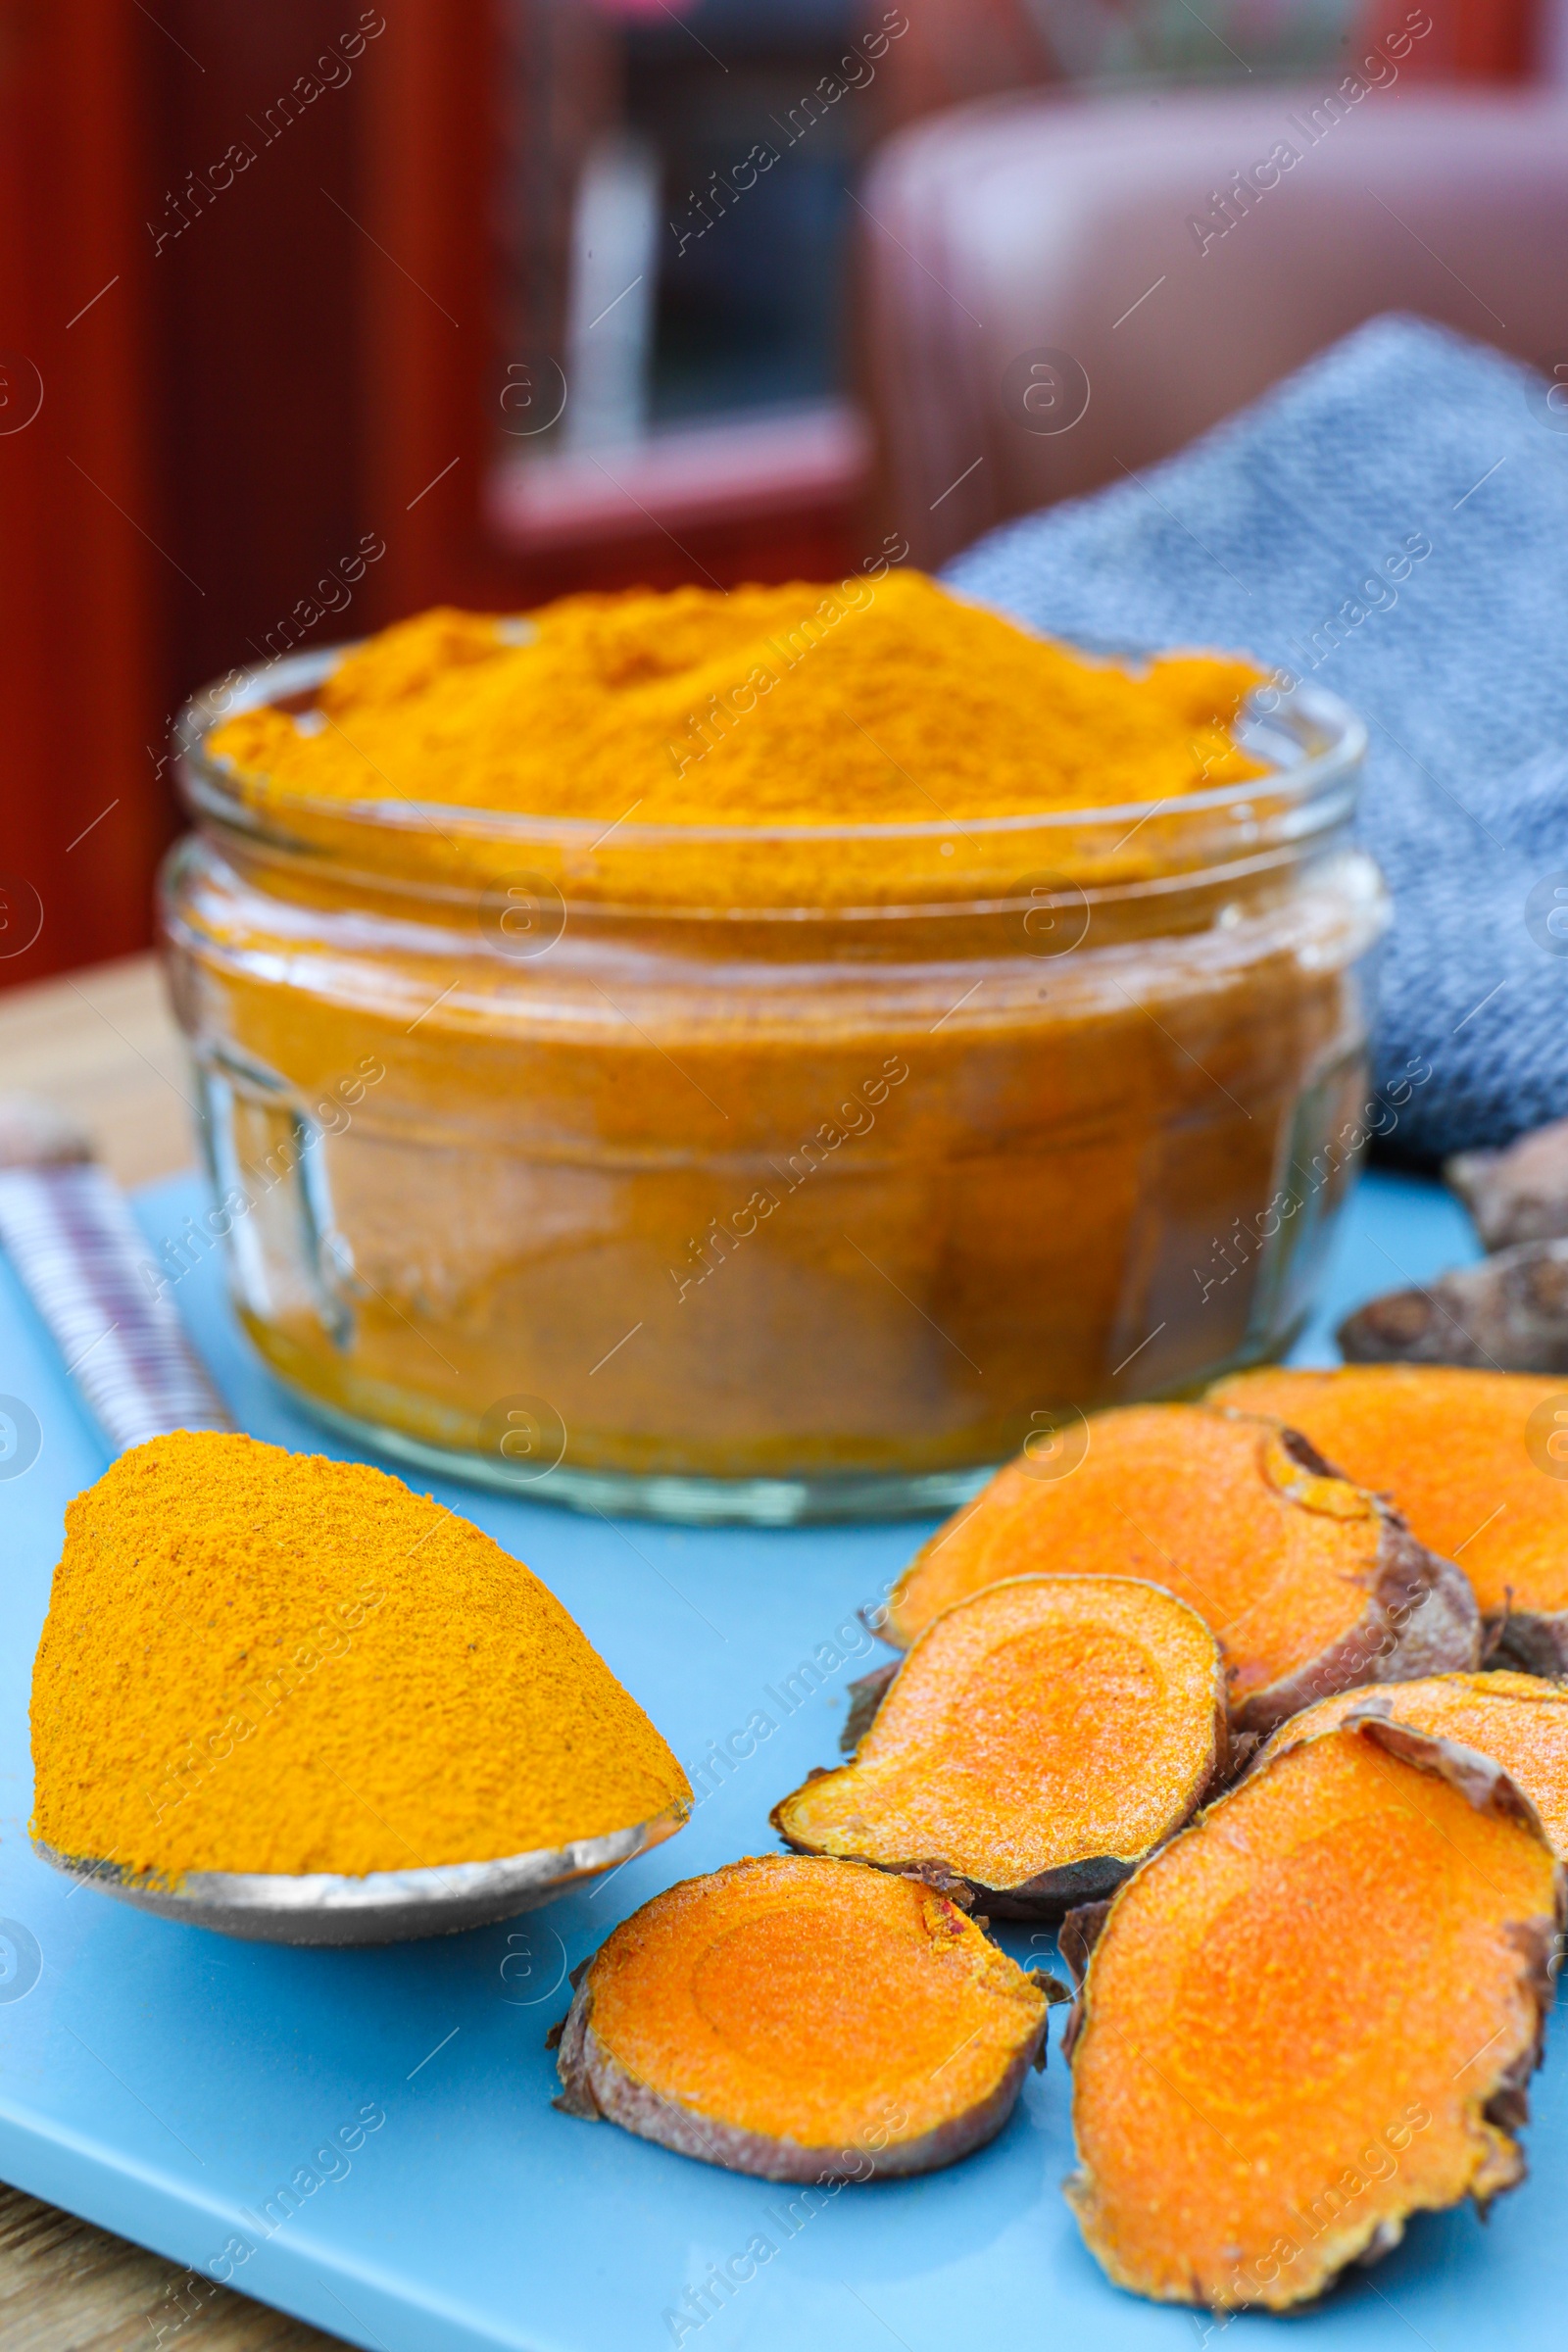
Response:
[943,315,1568,1162]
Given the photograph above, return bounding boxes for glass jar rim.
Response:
[174,637,1366,914]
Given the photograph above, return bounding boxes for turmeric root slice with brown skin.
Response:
[773,1577,1227,1918]
[840,1660,899,1753]
[1254,1670,1568,1858]
[554,1854,1048,2182]
[883,1404,1478,1733]
[1065,1720,1564,2312]
[1211,1365,1568,1674]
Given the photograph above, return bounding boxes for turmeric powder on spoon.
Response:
[30,1432,689,1881]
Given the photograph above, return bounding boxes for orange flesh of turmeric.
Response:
[775,1578,1222,1887]
[885,1406,1385,1712]
[1210,1365,1568,1616]
[580,1855,1045,2156]
[1259,1671,1568,1857]
[1067,1726,1560,2309]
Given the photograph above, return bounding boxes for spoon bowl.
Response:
[34,1803,687,1945]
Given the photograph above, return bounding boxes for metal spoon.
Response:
[2,1095,691,1945]
[34,1802,688,1946]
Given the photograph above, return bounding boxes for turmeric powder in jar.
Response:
[165,570,1384,1522]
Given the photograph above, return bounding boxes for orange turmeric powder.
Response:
[167,578,1381,1501]
[210,573,1265,829]
[29,1432,690,1880]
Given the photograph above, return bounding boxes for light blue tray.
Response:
[6,1166,1548,2352]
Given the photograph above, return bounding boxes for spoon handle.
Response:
[0,1099,232,1451]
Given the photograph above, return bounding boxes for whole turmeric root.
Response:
[1336,1238,1568,1372]
[1447,1115,1568,1250]
[554,1854,1049,2180]
[773,1576,1226,1916]
[1065,1719,1562,2310]
[1211,1365,1568,1674]
[1332,1113,1568,1369]
[882,1404,1478,1732]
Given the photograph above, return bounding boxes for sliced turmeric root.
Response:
[554,1854,1048,2180]
[1066,1719,1562,2311]
[1256,1670,1568,1857]
[773,1577,1225,1915]
[1211,1365,1568,1672]
[883,1404,1478,1732]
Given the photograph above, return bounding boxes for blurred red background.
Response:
[0,0,1544,994]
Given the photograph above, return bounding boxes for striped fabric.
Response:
[0,1162,232,1451]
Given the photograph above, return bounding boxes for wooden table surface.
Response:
[0,953,346,2348]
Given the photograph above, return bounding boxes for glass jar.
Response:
[163,646,1384,1524]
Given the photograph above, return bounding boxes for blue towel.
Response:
[942,315,1568,1163]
